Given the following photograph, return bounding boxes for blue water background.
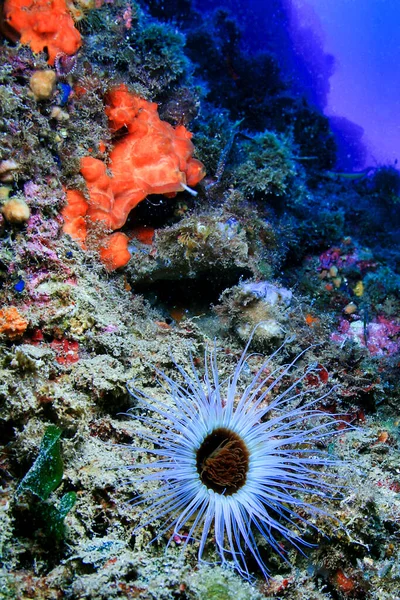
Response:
[195,0,400,170]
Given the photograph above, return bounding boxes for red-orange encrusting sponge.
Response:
[99,232,131,271]
[0,306,29,340]
[62,189,88,247]
[63,84,206,270]
[2,0,81,65]
[94,84,205,230]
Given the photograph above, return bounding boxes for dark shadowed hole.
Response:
[196,427,249,495]
[133,268,251,316]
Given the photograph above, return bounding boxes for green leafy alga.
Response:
[16,425,76,540]
[17,424,63,500]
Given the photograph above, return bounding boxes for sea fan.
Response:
[125,332,347,579]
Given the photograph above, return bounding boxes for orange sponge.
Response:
[98,85,205,230]
[99,232,131,271]
[63,85,206,270]
[3,0,81,65]
[0,306,28,340]
[62,189,88,247]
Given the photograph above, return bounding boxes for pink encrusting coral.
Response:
[331,316,400,356]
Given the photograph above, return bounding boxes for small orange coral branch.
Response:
[0,306,29,340]
[63,84,206,270]
[2,0,81,65]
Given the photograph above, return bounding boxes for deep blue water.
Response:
[194,0,400,170]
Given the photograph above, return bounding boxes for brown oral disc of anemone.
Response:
[196,427,250,495]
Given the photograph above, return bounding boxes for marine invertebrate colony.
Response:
[127,333,346,579]
[2,0,81,65]
[29,69,56,101]
[1,196,30,224]
[0,306,28,340]
[63,84,205,270]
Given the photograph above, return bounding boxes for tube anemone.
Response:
[125,333,347,579]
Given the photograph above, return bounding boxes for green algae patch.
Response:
[38,491,77,540]
[16,425,76,540]
[17,425,63,500]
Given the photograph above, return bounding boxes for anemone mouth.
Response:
[196,427,250,495]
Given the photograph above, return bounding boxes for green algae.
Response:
[16,425,76,540]
[17,425,63,501]
[234,130,297,198]
[38,491,77,540]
